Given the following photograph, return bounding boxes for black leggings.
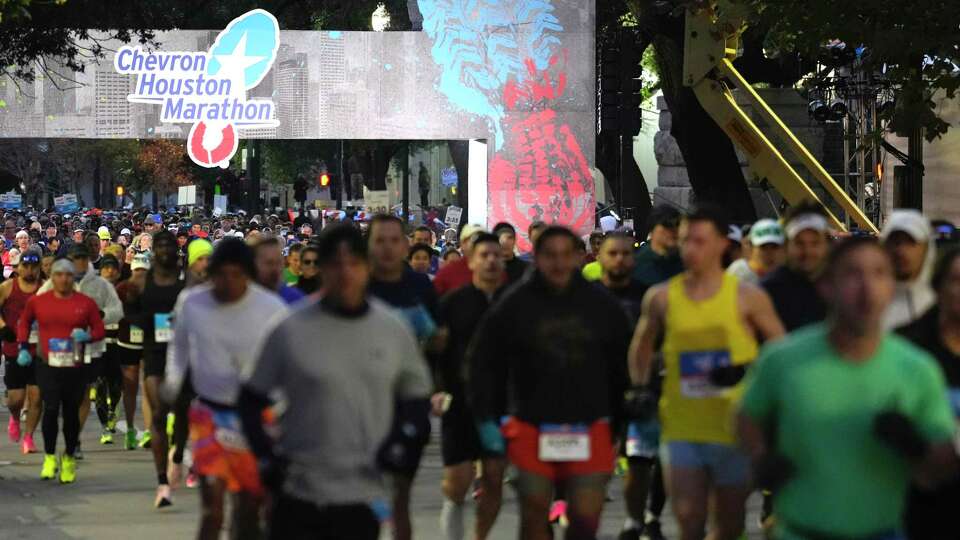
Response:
[171,373,195,464]
[649,456,666,518]
[269,496,379,540]
[95,345,123,427]
[36,363,86,456]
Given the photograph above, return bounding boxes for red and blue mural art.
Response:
[419,0,594,250]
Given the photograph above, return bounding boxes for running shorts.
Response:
[3,354,36,389]
[142,350,166,378]
[660,441,750,487]
[440,397,499,467]
[115,344,142,367]
[503,417,615,481]
[189,399,262,496]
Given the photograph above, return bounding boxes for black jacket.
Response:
[467,271,631,425]
[761,265,826,332]
[897,306,960,540]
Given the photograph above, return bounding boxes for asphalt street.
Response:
[0,388,763,539]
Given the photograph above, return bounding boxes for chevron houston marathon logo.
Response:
[115,9,280,168]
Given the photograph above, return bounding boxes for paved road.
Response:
[0,402,763,539]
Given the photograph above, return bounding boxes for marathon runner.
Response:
[115,253,151,450]
[128,231,186,507]
[433,224,485,296]
[590,233,655,540]
[251,235,305,304]
[239,224,432,540]
[740,236,958,540]
[761,201,830,331]
[295,245,322,295]
[367,213,438,540]
[186,238,213,286]
[18,257,105,483]
[469,225,632,540]
[882,209,937,328]
[0,248,42,455]
[432,232,507,540]
[165,238,287,540]
[897,246,960,539]
[93,254,125,445]
[726,218,785,284]
[629,204,784,540]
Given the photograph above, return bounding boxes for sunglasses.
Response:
[301,258,319,266]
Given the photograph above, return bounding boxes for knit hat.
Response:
[188,238,213,268]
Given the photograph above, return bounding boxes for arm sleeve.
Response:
[101,280,124,326]
[86,297,106,341]
[739,345,780,424]
[467,303,511,419]
[17,296,35,344]
[395,319,433,400]
[164,295,190,398]
[243,323,286,396]
[238,385,275,461]
[912,356,958,444]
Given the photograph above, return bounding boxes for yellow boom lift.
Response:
[683,1,878,233]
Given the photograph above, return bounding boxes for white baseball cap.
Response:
[749,219,785,246]
[785,213,830,240]
[881,209,930,243]
[459,223,486,243]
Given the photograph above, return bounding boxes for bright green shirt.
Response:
[283,268,299,286]
[741,324,956,539]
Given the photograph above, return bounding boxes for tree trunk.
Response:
[633,7,757,223]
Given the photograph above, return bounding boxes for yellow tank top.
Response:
[660,272,758,444]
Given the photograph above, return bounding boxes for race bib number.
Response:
[48,338,76,368]
[28,322,38,344]
[538,424,590,462]
[83,340,105,364]
[625,419,661,459]
[130,325,144,345]
[679,349,731,399]
[212,409,249,451]
[154,313,172,343]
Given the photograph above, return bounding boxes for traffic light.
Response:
[319,172,330,188]
[116,185,124,197]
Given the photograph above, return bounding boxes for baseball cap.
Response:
[98,229,112,241]
[100,255,120,269]
[131,253,151,271]
[881,209,931,243]
[51,258,74,275]
[120,228,132,236]
[19,248,41,265]
[749,219,785,246]
[459,223,485,243]
[785,213,830,240]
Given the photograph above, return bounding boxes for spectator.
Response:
[493,222,528,284]
[434,224,486,297]
[408,244,435,277]
[727,218,785,284]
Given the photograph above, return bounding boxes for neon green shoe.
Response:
[60,454,76,484]
[89,386,97,401]
[125,430,138,450]
[40,454,57,480]
[139,430,152,449]
[100,429,114,445]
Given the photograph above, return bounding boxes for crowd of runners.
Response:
[1,201,959,540]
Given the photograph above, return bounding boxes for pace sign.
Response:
[114,9,281,169]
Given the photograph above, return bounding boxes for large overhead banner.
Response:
[0,1,595,245]
[115,9,281,169]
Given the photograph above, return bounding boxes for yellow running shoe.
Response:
[40,454,57,480]
[60,454,77,484]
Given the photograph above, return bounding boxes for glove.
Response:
[753,452,795,492]
[874,410,928,461]
[709,365,747,387]
[0,326,17,342]
[623,386,659,420]
[71,328,91,343]
[476,419,505,454]
[16,349,32,367]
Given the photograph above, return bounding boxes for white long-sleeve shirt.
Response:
[165,283,287,406]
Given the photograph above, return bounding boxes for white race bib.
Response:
[28,322,38,344]
[130,325,144,345]
[48,338,77,368]
[154,313,172,343]
[538,425,590,462]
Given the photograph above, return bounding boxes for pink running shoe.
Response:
[21,434,36,454]
[549,500,568,524]
[185,473,198,489]
[8,416,20,443]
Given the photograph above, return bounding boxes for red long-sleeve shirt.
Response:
[18,291,105,362]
